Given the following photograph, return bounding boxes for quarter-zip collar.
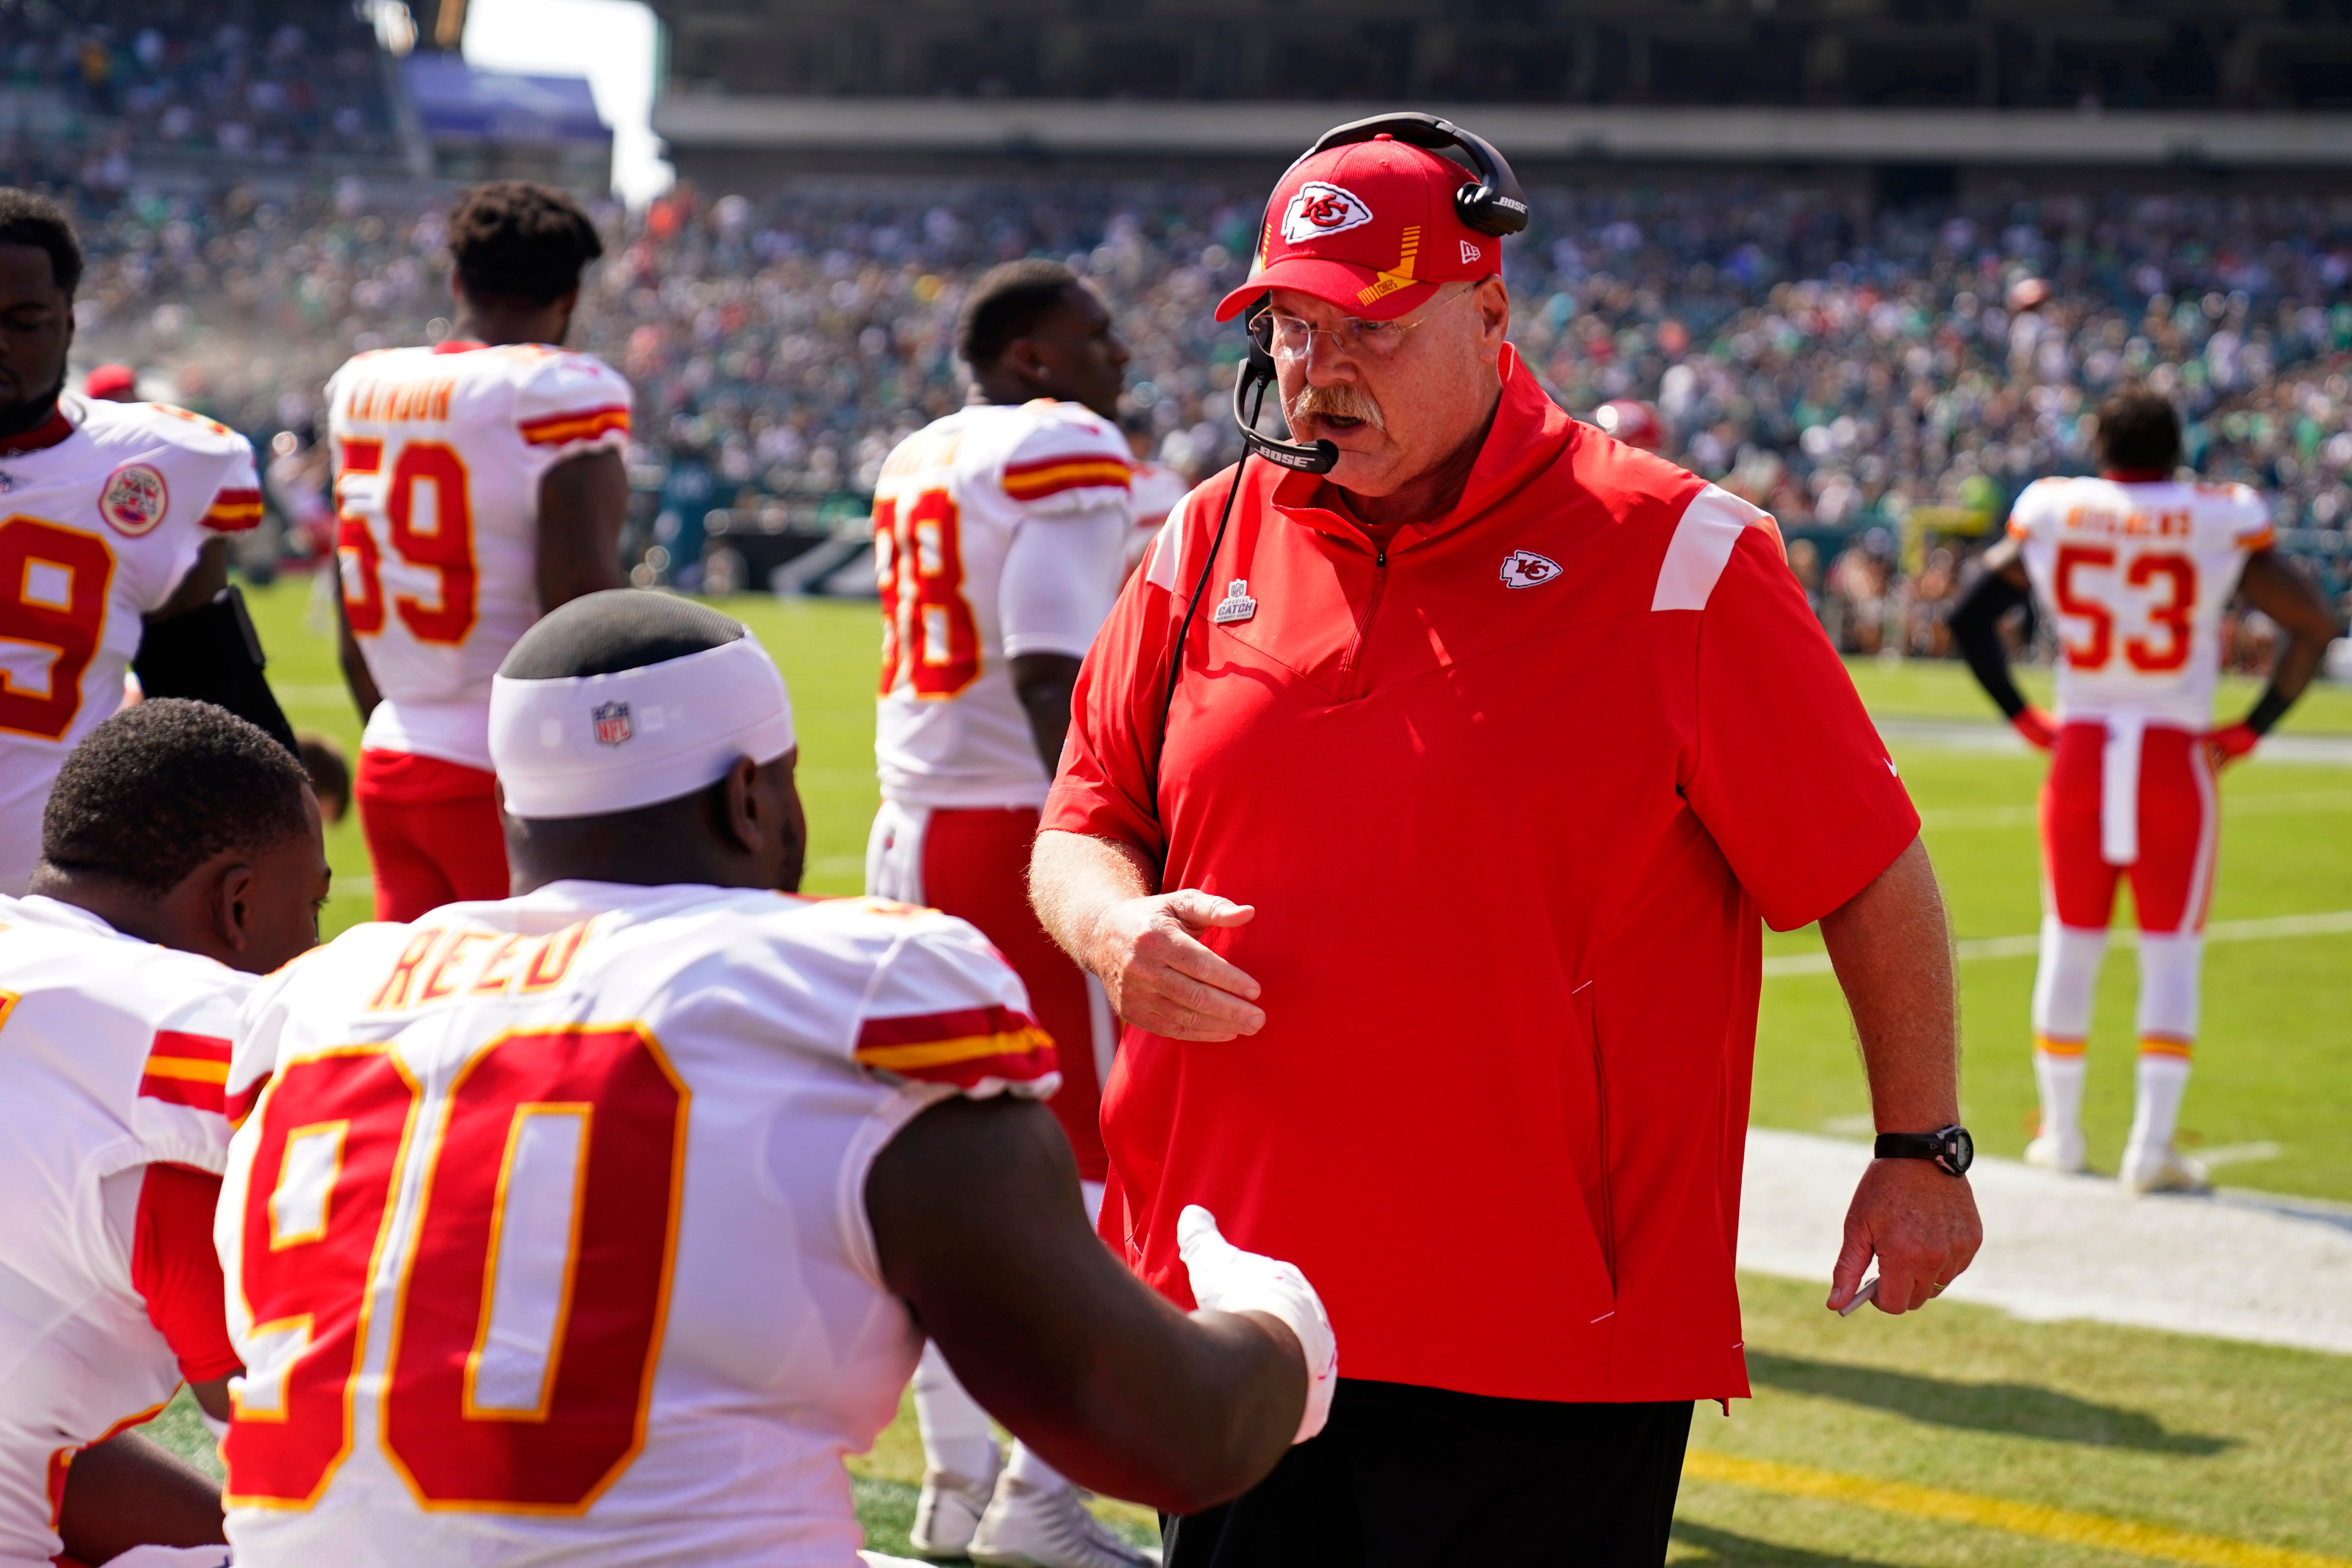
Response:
[1267,344,1573,554]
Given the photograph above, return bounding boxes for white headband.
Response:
[489,635,796,819]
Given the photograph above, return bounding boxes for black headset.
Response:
[1153,114,1528,796]
[1229,113,1530,477]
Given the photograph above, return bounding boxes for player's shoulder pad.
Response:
[1652,481,1786,613]
[510,348,632,448]
[780,897,1059,1099]
[85,397,251,461]
[114,945,254,1159]
[1002,401,1132,507]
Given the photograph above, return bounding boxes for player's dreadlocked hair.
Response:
[447,181,604,307]
[499,588,746,681]
[0,188,82,297]
[957,259,1081,370]
[41,701,313,896]
[2094,387,2182,475]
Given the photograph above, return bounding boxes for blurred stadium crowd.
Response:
[3,2,401,183]
[38,154,2352,658]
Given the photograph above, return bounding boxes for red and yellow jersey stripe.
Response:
[200,487,264,532]
[1002,454,1132,503]
[139,1030,232,1115]
[518,404,631,448]
[853,1003,1057,1089]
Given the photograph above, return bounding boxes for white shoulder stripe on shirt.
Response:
[1652,484,1777,612]
[1143,492,1191,593]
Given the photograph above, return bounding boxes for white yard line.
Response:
[1762,908,2352,978]
[1874,716,2352,765]
[1741,1129,2352,1355]
[1919,789,2352,831]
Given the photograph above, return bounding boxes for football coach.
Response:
[1031,117,1981,1563]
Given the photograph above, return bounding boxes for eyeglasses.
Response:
[1247,285,1475,362]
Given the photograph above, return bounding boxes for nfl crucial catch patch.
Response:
[1213,579,1258,624]
[1499,549,1560,588]
[592,701,634,746]
[99,463,169,537]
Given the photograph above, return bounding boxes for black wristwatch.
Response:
[1874,1125,1973,1177]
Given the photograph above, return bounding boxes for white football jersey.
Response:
[1127,459,1189,576]
[217,880,1059,1568]
[0,397,261,894]
[2008,476,2276,728]
[873,401,1132,809]
[327,343,632,772]
[0,894,244,1568]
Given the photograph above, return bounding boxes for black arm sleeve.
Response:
[1948,566,2034,722]
[2246,682,2294,736]
[133,586,299,755]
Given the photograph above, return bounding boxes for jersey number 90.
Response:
[227,1026,687,1512]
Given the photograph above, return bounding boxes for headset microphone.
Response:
[1229,296,1340,476]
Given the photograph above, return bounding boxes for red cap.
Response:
[1216,133,1503,323]
[84,364,137,402]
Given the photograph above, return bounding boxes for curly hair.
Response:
[41,701,313,896]
[0,187,82,297]
[447,181,603,307]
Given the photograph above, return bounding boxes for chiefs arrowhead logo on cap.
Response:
[1282,182,1374,246]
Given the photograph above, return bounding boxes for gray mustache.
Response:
[1284,382,1387,433]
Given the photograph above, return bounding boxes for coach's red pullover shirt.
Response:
[1044,348,1919,1404]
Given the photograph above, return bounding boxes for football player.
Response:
[1953,387,2340,1192]
[866,262,1149,1565]
[327,181,630,922]
[214,591,1332,1568]
[0,189,296,896]
[0,700,328,1568]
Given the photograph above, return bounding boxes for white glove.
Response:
[1176,1204,1336,1444]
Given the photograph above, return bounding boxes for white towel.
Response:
[2100,713,2145,866]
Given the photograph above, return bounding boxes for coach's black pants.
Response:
[1161,1380,1694,1568]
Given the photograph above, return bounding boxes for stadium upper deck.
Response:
[640,0,2352,189]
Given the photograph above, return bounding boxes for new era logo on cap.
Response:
[1282,182,1375,245]
[1461,239,1482,264]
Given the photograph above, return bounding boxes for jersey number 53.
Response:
[2053,544,2197,674]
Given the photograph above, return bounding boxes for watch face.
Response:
[1944,1126,1975,1174]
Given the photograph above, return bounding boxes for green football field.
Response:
[217,577,2352,1565]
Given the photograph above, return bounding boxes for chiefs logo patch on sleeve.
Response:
[99,463,169,537]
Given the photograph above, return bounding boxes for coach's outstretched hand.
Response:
[1031,830,1264,1040]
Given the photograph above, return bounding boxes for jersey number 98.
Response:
[226,1026,687,1511]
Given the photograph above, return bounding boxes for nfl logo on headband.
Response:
[592,701,634,747]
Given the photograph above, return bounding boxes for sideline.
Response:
[1683,1451,2349,1568]
[1740,1130,2352,1355]
[1760,909,2352,979]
